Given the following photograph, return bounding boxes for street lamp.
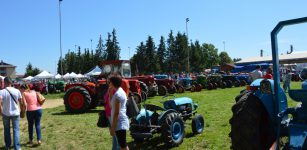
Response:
[91,39,93,51]
[223,41,226,51]
[128,47,131,59]
[58,0,63,75]
[186,18,190,73]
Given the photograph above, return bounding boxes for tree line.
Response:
[56,29,235,75]
[57,29,120,74]
[130,30,233,75]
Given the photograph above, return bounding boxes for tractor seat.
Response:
[143,104,165,112]
[289,90,307,103]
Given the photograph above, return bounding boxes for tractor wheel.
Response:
[196,84,202,92]
[158,85,168,96]
[89,99,99,109]
[191,85,196,92]
[207,83,213,90]
[226,80,233,88]
[240,80,247,86]
[234,80,241,87]
[229,91,275,150]
[221,82,227,89]
[192,114,205,134]
[161,113,185,147]
[64,86,91,113]
[169,85,177,94]
[213,83,218,89]
[177,85,185,93]
[133,92,142,104]
[139,81,149,94]
[141,91,147,101]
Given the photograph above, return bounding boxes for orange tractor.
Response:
[63,60,143,113]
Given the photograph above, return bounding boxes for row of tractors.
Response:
[12,80,65,95]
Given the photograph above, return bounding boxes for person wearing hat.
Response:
[0,77,26,150]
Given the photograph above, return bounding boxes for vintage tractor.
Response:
[129,75,158,97]
[221,75,241,88]
[154,75,177,96]
[196,74,207,89]
[130,96,204,147]
[206,75,221,90]
[32,81,48,95]
[63,60,142,113]
[229,17,307,150]
[235,74,250,86]
[176,78,202,92]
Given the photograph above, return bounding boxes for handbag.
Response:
[36,92,46,105]
[6,88,25,118]
[97,110,109,128]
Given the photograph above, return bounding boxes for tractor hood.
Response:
[163,97,193,110]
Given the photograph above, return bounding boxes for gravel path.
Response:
[42,98,63,109]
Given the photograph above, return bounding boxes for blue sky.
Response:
[1,0,307,75]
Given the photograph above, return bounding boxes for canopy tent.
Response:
[23,76,34,81]
[70,72,78,78]
[35,71,54,79]
[85,66,102,76]
[231,63,271,73]
[55,74,62,79]
[76,73,85,78]
[63,73,71,79]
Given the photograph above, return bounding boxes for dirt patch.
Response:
[42,98,64,109]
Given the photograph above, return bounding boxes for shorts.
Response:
[115,130,127,148]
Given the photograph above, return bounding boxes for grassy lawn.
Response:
[43,92,65,100]
[0,82,302,150]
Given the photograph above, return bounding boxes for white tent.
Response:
[85,66,101,76]
[35,70,54,79]
[55,74,62,79]
[70,72,78,78]
[76,73,85,78]
[63,73,71,79]
[23,76,34,81]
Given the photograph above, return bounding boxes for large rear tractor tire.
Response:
[139,81,149,94]
[229,91,275,150]
[141,91,147,101]
[192,114,205,134]
[161,113,185,147]
[158,85,168,96]
[132,92,142,104]
[64,86,91,113]
[176,85,185,93]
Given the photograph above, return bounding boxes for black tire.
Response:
[130,118,145,142]
[139,81,149,94]
[195,84,202,92]
[192,114,205,134]
[207,83,213,90]
[177,85,185,93]
[191,85,196,92]
[141,91,147,101]
[64,86,91,113]
[133,92,142,104]
[226,80,233,88]
[240,80,247,86]
[158,85,168,96]
[161,113,185,147]
[169,85,177,94]
[221,82,227,89]
[229,91,275,150]
[234,80,241,87]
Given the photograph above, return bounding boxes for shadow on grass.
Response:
[52,109,101,116]
[0,142,40,150]
[128,137,170,150]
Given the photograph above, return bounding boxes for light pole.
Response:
[223,41,225,51]
[58,0,63,75]
[91,39,93,51]
[186,18,190,73]
[128,47,131,59]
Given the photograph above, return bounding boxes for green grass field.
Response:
[0,82,302,150]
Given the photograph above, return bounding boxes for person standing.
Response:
[263,67,273,79]
[109,74,129,150]
[250,65,263,81]
[20,84,43,146]
[0,77,26,150]
[283,69,292,92]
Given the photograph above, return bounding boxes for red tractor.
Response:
[154,75,177,96]
[129,75,158,97]
[63,60,143,113]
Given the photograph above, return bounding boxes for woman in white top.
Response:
[109,74,129,150]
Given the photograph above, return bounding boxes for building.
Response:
[0,60,16,78]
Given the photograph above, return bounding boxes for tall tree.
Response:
[157,36,166,73]
[219,51,233,66]
[105,29,121,60]
[190,41,203,72]
[202,43,220,68]
[166,30,176,72]
[94,35,105,64]
[145,36,159,74]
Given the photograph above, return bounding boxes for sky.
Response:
[1,0,307,75]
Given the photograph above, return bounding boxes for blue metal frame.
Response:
[270,17,307,150]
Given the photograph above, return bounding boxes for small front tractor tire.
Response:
[132,92,142,104]
[158,85,168,96]
[191,85,196,92]
[192,114,205,134]
[177,85,185,93]
[169,85,177,94]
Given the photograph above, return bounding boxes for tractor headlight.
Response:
[260,79,272,94]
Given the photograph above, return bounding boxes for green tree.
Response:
[174,32,188,72]
[25,63,33,77]
[94,35,105,64]
[145,36,159,74]
[32,67,41,76]
[219,51,233,66]
[190,41,203,72]
[202,43,220,68]
[166,30,176,72]
[157,36,166,73]
[105,29,121,60]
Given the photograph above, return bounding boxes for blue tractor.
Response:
[229,17,307,150]
[130,96,204,147]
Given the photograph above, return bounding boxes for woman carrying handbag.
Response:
[20,84,45,146]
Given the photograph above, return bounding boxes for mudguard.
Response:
[158,109,178,125]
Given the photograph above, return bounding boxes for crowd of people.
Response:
[0,77,45,150]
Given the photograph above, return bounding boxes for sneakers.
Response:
[37,140,42,145]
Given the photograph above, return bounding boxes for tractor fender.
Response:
[158,109,178,125]
[65,84,95,96]
[252,79,288,122]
